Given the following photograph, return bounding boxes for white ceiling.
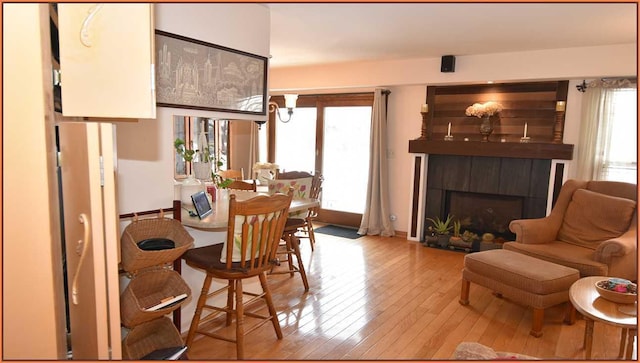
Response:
[268,3,637,68]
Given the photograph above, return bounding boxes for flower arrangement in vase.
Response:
[465,101,503,142]
[253,162,279,184]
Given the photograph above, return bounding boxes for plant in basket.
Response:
[426,214,454,248]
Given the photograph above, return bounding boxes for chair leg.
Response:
[235,279,245,360]
[306,220,316,251]
[259,272,283,339]
[283,234,296,277]
[290,235,310,291]
[186,274,214,347]
[226,280,234,327]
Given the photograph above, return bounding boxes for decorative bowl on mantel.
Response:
[595,278,637,304]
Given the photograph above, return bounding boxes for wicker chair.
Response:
[181,191,293,359]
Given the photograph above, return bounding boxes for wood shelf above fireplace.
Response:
[408,139,574,160]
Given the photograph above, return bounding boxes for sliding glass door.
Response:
[270,93,373,227]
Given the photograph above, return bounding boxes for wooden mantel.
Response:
[408,139,574,160]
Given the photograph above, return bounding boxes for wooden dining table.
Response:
[180,190,320,230]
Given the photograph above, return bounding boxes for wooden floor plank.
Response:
[184,232,637,360]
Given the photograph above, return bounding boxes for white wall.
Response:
[116,3,271,334]
[269,43,637,234]
[117,3,270,213]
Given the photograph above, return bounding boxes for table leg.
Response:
[625,329,636,360]
[584,318,594,359]
[619,328,628,359]
[564,302,576,325]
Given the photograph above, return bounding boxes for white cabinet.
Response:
[58,4,156,118]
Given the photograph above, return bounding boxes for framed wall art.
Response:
[155,30,268,115]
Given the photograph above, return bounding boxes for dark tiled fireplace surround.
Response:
[407,140,574,241]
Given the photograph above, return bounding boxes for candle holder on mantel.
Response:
[520,137,531,143]
[444,135,454,141]
[417,109,430,140]
[553,101,566,143]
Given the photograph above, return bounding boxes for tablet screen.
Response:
[191,191,212,219]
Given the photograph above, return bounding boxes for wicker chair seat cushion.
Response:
[558,188,636,249]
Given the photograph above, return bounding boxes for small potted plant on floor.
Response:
[426,214,454,248]
[448,220,463,249]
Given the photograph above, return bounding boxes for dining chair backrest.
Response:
[307,173,323,215]
[276,170,313,180]
[227,180,257,191]
[219,169,244,180]
[220,192,293,272]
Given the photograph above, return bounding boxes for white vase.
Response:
[181,175,204,206]
[217,188,229,201]
[193,161,212,181]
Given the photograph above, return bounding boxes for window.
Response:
[600,88,637,183]
[576,79,637,184]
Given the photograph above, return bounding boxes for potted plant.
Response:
[174,138,203,205]
[426,214,454,248]
[212,171,234,190]
[174,138,196,174]
[448,220,462,248]
[462,230,481,252]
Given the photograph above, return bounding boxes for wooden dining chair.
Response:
[218,169,244,180]
[276,170,313,180]
[227,179,257,191]
[181,191,293,359]
[267,172,321,292]
[285,173,323,251]
[275,171,323,251]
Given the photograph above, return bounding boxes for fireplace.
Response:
[407,143,573,242]
[423,154,552,243]
[445,190,524,241]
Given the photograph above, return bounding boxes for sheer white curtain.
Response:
[575,79,637,181]
[358,89,395,237]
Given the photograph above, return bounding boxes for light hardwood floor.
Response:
[185,232,633,360]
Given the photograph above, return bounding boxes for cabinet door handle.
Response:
[71,214,91,305]
[80,4,104,47]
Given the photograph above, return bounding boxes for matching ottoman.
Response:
[459,249,580,337]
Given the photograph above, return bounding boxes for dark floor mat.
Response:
[314,225,362,239]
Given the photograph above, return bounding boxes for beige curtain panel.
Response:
[358,88,395,237]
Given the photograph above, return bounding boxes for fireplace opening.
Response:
[445,190,524,242]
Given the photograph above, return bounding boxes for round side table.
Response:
[568,276,637,359]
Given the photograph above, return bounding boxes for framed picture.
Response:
[155,30,268,115]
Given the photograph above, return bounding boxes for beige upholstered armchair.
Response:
[504,179,637,281]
